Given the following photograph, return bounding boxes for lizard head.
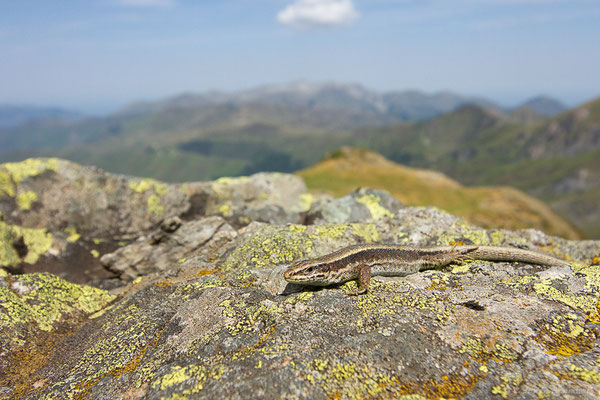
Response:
[283,259,331,286]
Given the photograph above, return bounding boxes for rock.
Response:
[2,158,600,399]
[100,216,237,281]
[0,159,308,285]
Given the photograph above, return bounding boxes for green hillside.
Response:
[1,92,598,237]
[350,98,600,238]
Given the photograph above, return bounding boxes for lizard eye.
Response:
[306,267,314,272]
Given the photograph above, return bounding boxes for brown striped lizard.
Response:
[283,244,568,295]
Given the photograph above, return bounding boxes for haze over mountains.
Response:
[0,82,567,130]
[0,105,83,128]
[2,81,598,238]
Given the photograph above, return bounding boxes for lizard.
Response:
[283,244,569,295]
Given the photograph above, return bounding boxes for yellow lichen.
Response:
[564,364,600,384]
[0,273,116,332]
[2,158,59,185]
[304,357,476,399]
[147,194,164,217]
[451,263,473,274]
[0,221,54,266]
[350,223,379,243]
[214,176,249,185]
[315,224,348,239]
[0,169,13,197]
[90,249,100,258]
[459,338,518,363]
[65,227,81,242]
[221,227,314,272]
[355,193,394,220]
[535,314,594,356]
[128,178,168,195]
[299,193,314,212]
[491,374,523,399]
[288,224,307,233]
[533,278,599,316]
[218,204,231,217]
[15,190,38,210]
[571,263,600,291]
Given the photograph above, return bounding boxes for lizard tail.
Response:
[469,246,568,267]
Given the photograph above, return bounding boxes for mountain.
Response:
[0,105,83,128]
[513,95,567,117]
[0,82,596,236]
[382,90,500,120]
[348,98,600,238]
[297,147,581,239]
[121,81,502,122]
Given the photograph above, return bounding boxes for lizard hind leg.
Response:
[347,264,371,296]
[454,246,479,264]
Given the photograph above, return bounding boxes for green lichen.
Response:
[350,223,379,243]
[0,221,53,266]
[355,193,394,220]
[16,190,38,210]
[0,273,116,332]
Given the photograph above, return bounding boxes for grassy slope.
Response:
[297,148,582,240]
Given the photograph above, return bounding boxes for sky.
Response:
[1,0,599,113]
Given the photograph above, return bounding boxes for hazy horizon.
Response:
[2,1,599,114]
[1,80,597,117]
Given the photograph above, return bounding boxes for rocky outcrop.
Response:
[0,159,308,284]
[2,159,600,399]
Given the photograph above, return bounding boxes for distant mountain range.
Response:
[122,81,566,122]
[0,105,84,128]
[0,82,567,133]
[2,81,596,237]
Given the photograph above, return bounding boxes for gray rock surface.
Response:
[2,158,600,399]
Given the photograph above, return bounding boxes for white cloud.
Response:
[277,0,359,28]
[116,0,174,7]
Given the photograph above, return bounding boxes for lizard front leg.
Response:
[347,264,371,295]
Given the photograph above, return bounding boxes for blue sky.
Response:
[1,0,599,113]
